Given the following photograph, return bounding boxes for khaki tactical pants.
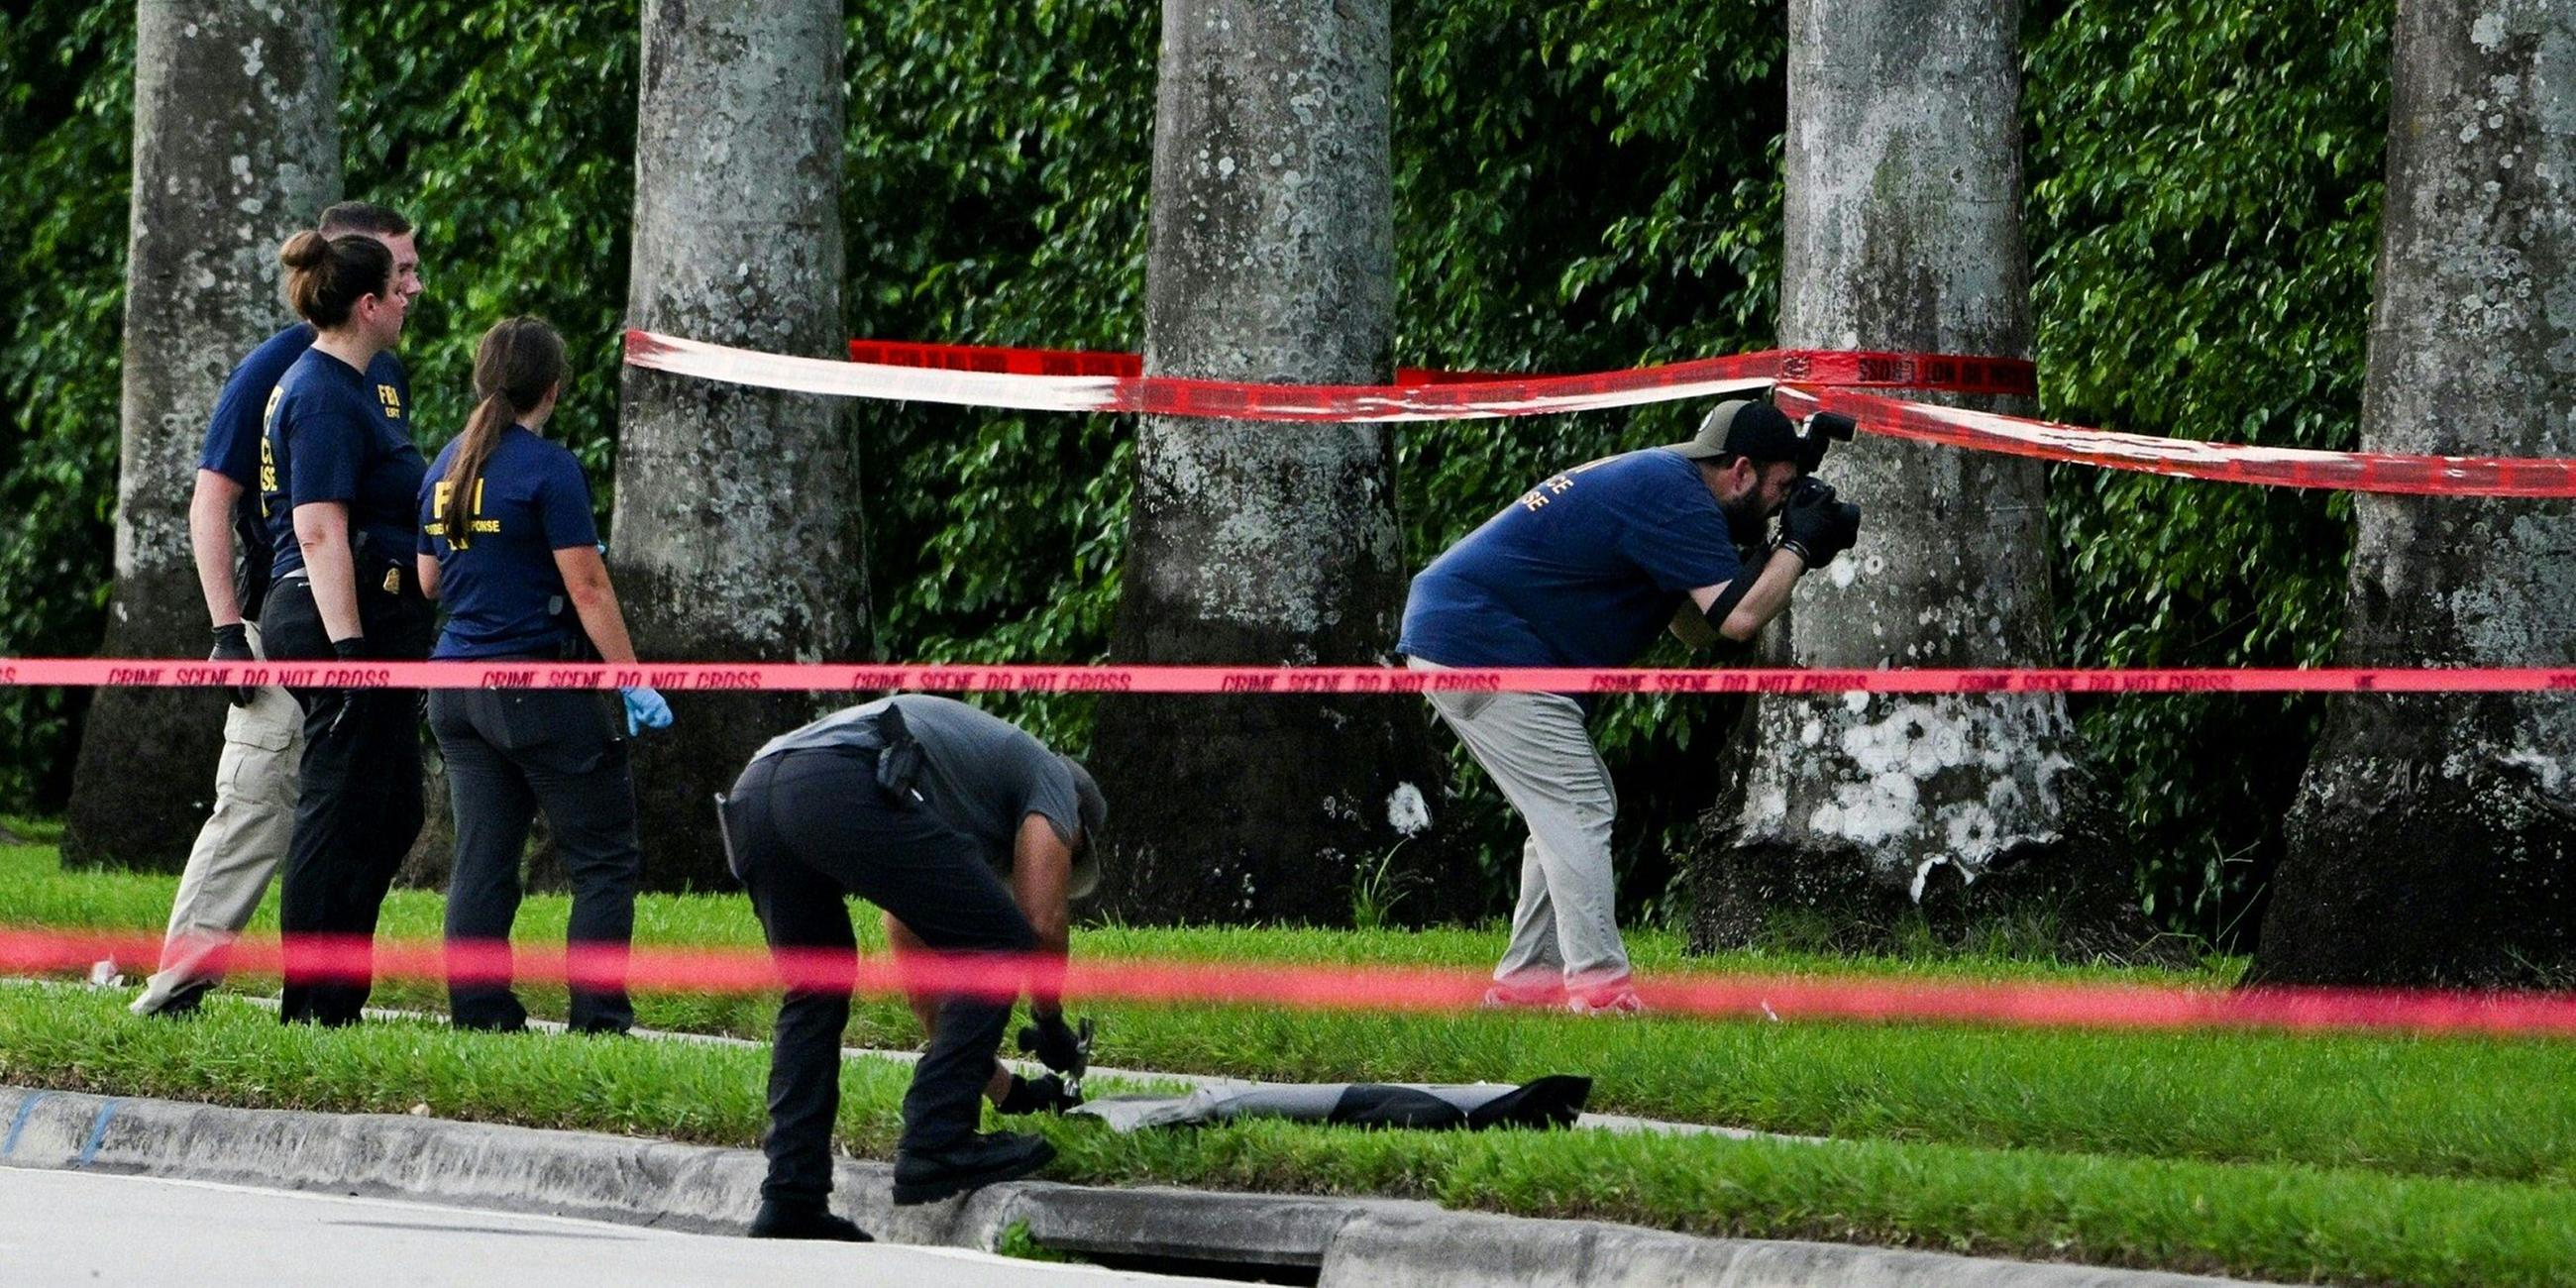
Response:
[130,622,302,1015]
[1411,657,1631,991]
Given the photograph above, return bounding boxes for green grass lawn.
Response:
[3,987,2572,1287]
[8,837,2576,1284]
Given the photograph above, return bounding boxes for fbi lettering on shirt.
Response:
[376,382,404,421]
[257,387,283,514]
[427,479,500,547]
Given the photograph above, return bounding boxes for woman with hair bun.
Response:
[258,229,431,1026]
[414,316,668,1034]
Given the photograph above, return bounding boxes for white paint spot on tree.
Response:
[1385,782,1430,835]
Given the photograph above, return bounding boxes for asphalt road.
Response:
[0,1165,1240,1287]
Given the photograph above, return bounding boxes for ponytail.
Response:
[440,317,570,545]
[441,391,514,546]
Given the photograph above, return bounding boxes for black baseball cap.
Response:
[1666,399,1808,470]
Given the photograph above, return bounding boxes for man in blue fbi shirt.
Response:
[1398,399,1862,1015]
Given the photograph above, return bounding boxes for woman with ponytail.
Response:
[413,316,667,1033]
[259,229,432,1026]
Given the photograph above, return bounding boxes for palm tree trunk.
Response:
[2256,0,2576,986]
[613,0,862,889]
[63,0,340,870]
[1689,0,2138,952]
[1088,0,1453,925]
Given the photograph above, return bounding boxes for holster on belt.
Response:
[713,792,750,882]
[871,704,926,804]
[548,593,603,663]
[354,532,423,599]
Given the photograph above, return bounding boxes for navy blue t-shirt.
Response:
[262,345,421,579]
[1397,448,1742,669]
[201,324,320,486]
[206,324,407,613]
[417,426,602,659]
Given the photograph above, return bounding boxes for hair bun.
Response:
[277,230,330,269]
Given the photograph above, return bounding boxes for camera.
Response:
[1791,410,1857,474]
[1784,475,1862,545]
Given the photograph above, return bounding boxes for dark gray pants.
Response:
[725,748,1036,1205]
[428,686,641,1033]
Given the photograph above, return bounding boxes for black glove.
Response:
[1777,477,1863,567]
[324,635,370,736]
[209,623,258,707]
[994,1072,1081,1115]
[1017,1014,1083,1075]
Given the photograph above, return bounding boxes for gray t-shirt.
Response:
[754,695,1097,896]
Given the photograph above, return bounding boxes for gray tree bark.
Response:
[614,0,861,889]
[2255,0,2576,987]
[62,0,340,870]
[1088,0,1453,925]
[1686,0,2136,951]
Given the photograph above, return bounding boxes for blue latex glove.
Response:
[621,685,673,736]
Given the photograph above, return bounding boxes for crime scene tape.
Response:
[627,329,2027,422]
[3,658,2575,694]
[839,335,2040,397]
[11,927,2574,1038]
[849,337,1515,385]
[640,330,2576,497]
[1775,385,2576,498]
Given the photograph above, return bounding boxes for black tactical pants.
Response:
[723,747,1036,1205]
[261,574,432,1026]
[429,684,642,1033]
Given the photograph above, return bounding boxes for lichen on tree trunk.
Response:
[2256,0,2576,987]
[1686,0,2140,953]
[612,0,862,890]
[1088,0,1456,926]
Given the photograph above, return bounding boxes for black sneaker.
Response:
[746,1199,873,1241]
[891,1131,1056,1206]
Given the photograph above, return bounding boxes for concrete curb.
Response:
[0,1084,2285,1287]
[1318,1210,2273,1288]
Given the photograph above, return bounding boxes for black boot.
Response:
[747,1198,873,1241]
[891,1131,1056,1206]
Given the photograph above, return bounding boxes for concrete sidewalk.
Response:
[2,1165,1244,1287]
[0,1084,2284,1288]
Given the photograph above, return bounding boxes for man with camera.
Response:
[1397,398,1862,1015]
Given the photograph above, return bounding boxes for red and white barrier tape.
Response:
[3,658,2574,694]
[1776,385,2576,498]
[839,336,2040,397]
[847,338,1516,386]
[13,928,2574,1038]
[630,330,2029,422]
[638,330,2576,496]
